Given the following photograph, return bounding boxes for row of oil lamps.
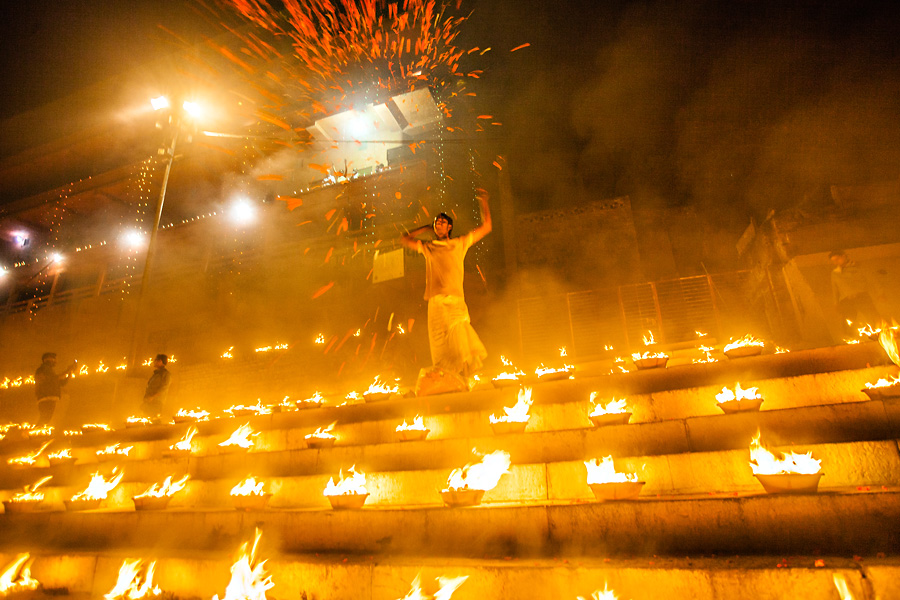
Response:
[1,384,831,514]
[0,531,633,600]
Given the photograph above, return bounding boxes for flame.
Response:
[365,376,400,395]
[396,415,427,432]
[577,584,619,600]
[589,394,628,416]
[695,331,708,338]
[353,329,361,337]
[212,529,273,600]
[221,347,234,359]
[254,343,288,353]
[559,346,568,357]
[344,391,363,402]
[226,399,272,416]
[397,574,468,600]
[96,362,109,373]
[774,346,790,354]
[97,443,133,458]
[324,465,367,496]
[26,425,54,438]
[749,430,821,475]
[71,469,124,501]
[9,476,53,503]
[175,408,210,422]
[219,423,258,449]
[693,345,718,364]
[7,440,53,466]
[48,448,73,460]
[585,456,638,484]
[534,363,574,377]
[716,382,762,403]
[134,474,190,499]
[878,326,900,367]
[858,323,881,338]
[82,423,112,432]
[724,334,765,352]
[231,476,266,497]
[832,574,854,600]
[643,331,657,345]
[490,387,533,424]
[865,375,900,389]
[0,554,39,595]
[444,450,511,492]
[844,338,860,345]
[170,427,198,452]
[305,422,337,440]
[631,350,668,360]
[126,416,153,427]
[493,355,525,381]
[104,559,160,600]
[314,333,326,344]
[78,364,90,376]
[64,430,83,437]
[298,391,325,406]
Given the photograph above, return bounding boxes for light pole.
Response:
[125,98,189,370]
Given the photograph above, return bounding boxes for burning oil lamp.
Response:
[693,345,718,364]
[132,474,190,510]
[25,425,54,439]
[47,448,77,467]
[212,529,273,600]
[0,554,39,596]
[324,465,369,509]
[96,443,133,461]
[749,430,823,493]
[3,476,53,513]
[164,427,197,458]
[723,334,765,358]
[270,396,297,413]
[226,399,271,417]
[585,456,645,501]
[218,423,258,451]
[489,387,533,434]
[441,450,511,507]
[492,355,525,388]
[631,331,669,369]
[125,416,154,428]
[172,408,210,424]
[7,440,53,468]
[231,475,272,511]
[104,559,161,600]
[863,329,900,399]
[577,584,620,600]
[305,422,337,449]
[535,347,575,381]
[363,376,400,402]
[296,391,325,409]
[65,468,124,511]
[715,383,764,413]
[588,394,632,427]
[395,415,430,442]
[397,574,468,600]
[82,423,112,434]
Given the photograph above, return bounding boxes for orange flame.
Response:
[71,469,124,501]
[585,456,638,484]
[749,430,821,475]
[212,529,273,600]
[0,554,39,595]
[398,573,468,600]
[323,466,367,496]
[445,450,510,492]
[490,387,533,424]
[134,475,190,499]
[104,559,161,600]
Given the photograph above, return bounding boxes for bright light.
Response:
[150,96,170,111]
[120,230,145,250]
[347,112,370,138]
[12,232,29,248]
[49,253,63,264]
[182,101,203,119]
[228,199,257,226]
[0,267,7,278]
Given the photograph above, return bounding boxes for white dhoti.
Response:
[427,294,487,376]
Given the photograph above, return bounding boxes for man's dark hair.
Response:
[435,212,453,237]
[155,353,169,365]
[41,352,56,362]
[829,249,847,258]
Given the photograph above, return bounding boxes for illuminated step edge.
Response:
[2,440,897,511]
[1,491,897,557]
[1,553,897,600]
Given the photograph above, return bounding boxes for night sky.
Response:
[2,0,900,222]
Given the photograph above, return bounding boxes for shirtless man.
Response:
[400,189,492,383]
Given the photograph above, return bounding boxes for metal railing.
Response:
[517,271,763,359]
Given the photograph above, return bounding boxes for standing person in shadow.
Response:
[34,352,76,425]
[141,354,171,421]
[830,249,881,335]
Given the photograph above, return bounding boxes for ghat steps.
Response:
[1,343,898,600]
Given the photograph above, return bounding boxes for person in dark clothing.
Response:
[830,250,881,335]
[34,352,76,425]
[141,354,171,419]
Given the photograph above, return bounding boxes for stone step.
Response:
[1,489,897,558]
[3,552,898,600]
[2,399,897,497]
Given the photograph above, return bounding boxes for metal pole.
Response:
[126,124,179,369]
